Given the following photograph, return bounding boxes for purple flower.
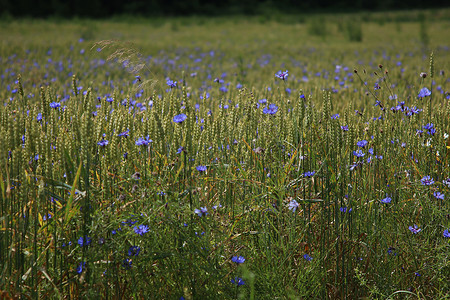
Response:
[420,175,434,186]
[423,123,436,135]
[231,277,245,286]
[128,246,141,256]
[135,136,152,146]
[340,207,352,213]
[275,70,289,80]
[409,225,421,234]
[97,139,109,147]
[433,191,444,200]
[76,261,86,274]
[341,125,349,131]
[122,258,132,269]
[443,229,450,238]
[173,113,187,123]
[212,204,222,210]
[133,224,149,236]
[356,140,368,148]
[50,102,61,109]
[231,255,245,264]
[353,150,365,158]
[37,113,42,122]
[380,196,392,204]
[288,199,299,212]
[194,207,208,217]
[303,254,313,261]
[78,236,92,247]
[418,87,431,98]
[167,79,177,88]
[196,165,207,172]
[263,104,278,115]
[118,130,129,137]
[331,114,340,119]
[303,171,315,177]
[177,146,185,154]
[443,178,450,188]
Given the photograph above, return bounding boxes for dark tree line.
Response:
[1,0,448,18]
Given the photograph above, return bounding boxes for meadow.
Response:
[0,9,450,299]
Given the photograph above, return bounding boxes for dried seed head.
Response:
[420,72,427,78]
[353,69,358,74]
[254,147,265,154]
[131,172,141,180]
[378,64,383,69]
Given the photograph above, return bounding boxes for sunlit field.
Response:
[1,10,450,299]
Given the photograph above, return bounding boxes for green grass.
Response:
[0,10,450,299]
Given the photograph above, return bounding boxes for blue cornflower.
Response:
[194,207,208,217]
[97,139,109,147]
[167,79,177,88]
[128,246,141,257]
[409,225,421,234]
[380,196,392,204]
[341,125,349,131]
[420,175,434,186]
[133,224,149,236]
[353,150,365,158]
[196,165,207,172]
[122,258,132,269]
[418,87,431,98]
[303,171,315,177]
[340,207,352,213]
[37,113,42,122]
[135,136,152,146]
[423,123,436,135]
[356,140,368,148]
[231,277,245,286]
[263,104,278,115]
[77,236,92,247]
[443,178,450,188]
[303,254,313,261]
[118,130,129,137]
[76,261,86,274]
[288,199,299,212]
[433,191,444,200]
[173,113,187,123]
[177,146,185,154]
[387,247,397,255]
[49,102,61,109]
[423,123,434,130]
[331,113,340,119]
[443,229,450,238]
[275,70,289,80]
[231,256,245,264]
